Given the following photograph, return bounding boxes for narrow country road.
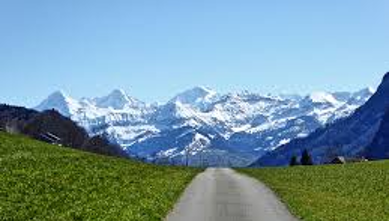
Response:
[166,168,296,221]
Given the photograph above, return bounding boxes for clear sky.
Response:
[0,0,388,107]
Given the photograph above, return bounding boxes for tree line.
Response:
[289,149,313,166]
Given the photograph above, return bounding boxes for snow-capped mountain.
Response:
[35,91,81,117]
[34,86,374,166]
[170,86,219,111]
[92,89,146,110]
[252,73,388,167]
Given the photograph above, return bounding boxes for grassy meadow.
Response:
[238,160,389,221]
[0,132,201,220]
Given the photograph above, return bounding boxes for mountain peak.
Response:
[109,89,128,97]
[383,72,389,82]
[170,86,218,108]
[34,90,75,116]
[182,86,216,97]
[48,90,69,100]
[354,87,376,96]
[307,91,339,104]
[94,89,143,109]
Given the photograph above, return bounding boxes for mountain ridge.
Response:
[251,72,389,167]
[34,85,375,166]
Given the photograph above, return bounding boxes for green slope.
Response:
[238,161,389,221]
[0,132,201,221]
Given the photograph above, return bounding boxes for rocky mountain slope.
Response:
[251,73,389,166]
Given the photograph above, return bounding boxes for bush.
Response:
[301,149,313,165]
[289,155,299,166]
[82,134,127,158]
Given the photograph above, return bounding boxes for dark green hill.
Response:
[0,104,126,158]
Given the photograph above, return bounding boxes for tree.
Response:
[82,134,127,158]
[301,149,313,165]
[289,155,299,166]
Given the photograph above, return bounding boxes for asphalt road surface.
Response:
[166,168,296,221]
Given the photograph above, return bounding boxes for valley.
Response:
[0,1,388,221]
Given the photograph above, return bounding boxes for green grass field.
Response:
[0,132,201,221]
[238,161,389,221]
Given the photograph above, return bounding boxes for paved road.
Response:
[166,168,296,221]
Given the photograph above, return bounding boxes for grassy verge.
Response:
[238,161,389,221]
[0,132,201,220]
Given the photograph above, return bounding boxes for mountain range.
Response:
[252,72,389,166]
[34,84,375,166]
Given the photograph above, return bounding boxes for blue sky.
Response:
[0,0,388,107]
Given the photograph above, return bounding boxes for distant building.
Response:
[5,124,20,134]
[347,157,369,163]
[329,156,346,164]
[39,132,62,145]
[328,156,368,164]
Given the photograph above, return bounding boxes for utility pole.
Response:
[185,148,190,167]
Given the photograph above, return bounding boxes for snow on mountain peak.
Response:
[110,89,127,97]
[346,87,376,105]
[355,87,376,96]
[35,90,79,117]
[170,86,218,109]
[94,89,144,110]
[33,85,375,167]
[367,86,375,94]
[235,91,282,102]
[307,91,339,104]
[192,86,216,95]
